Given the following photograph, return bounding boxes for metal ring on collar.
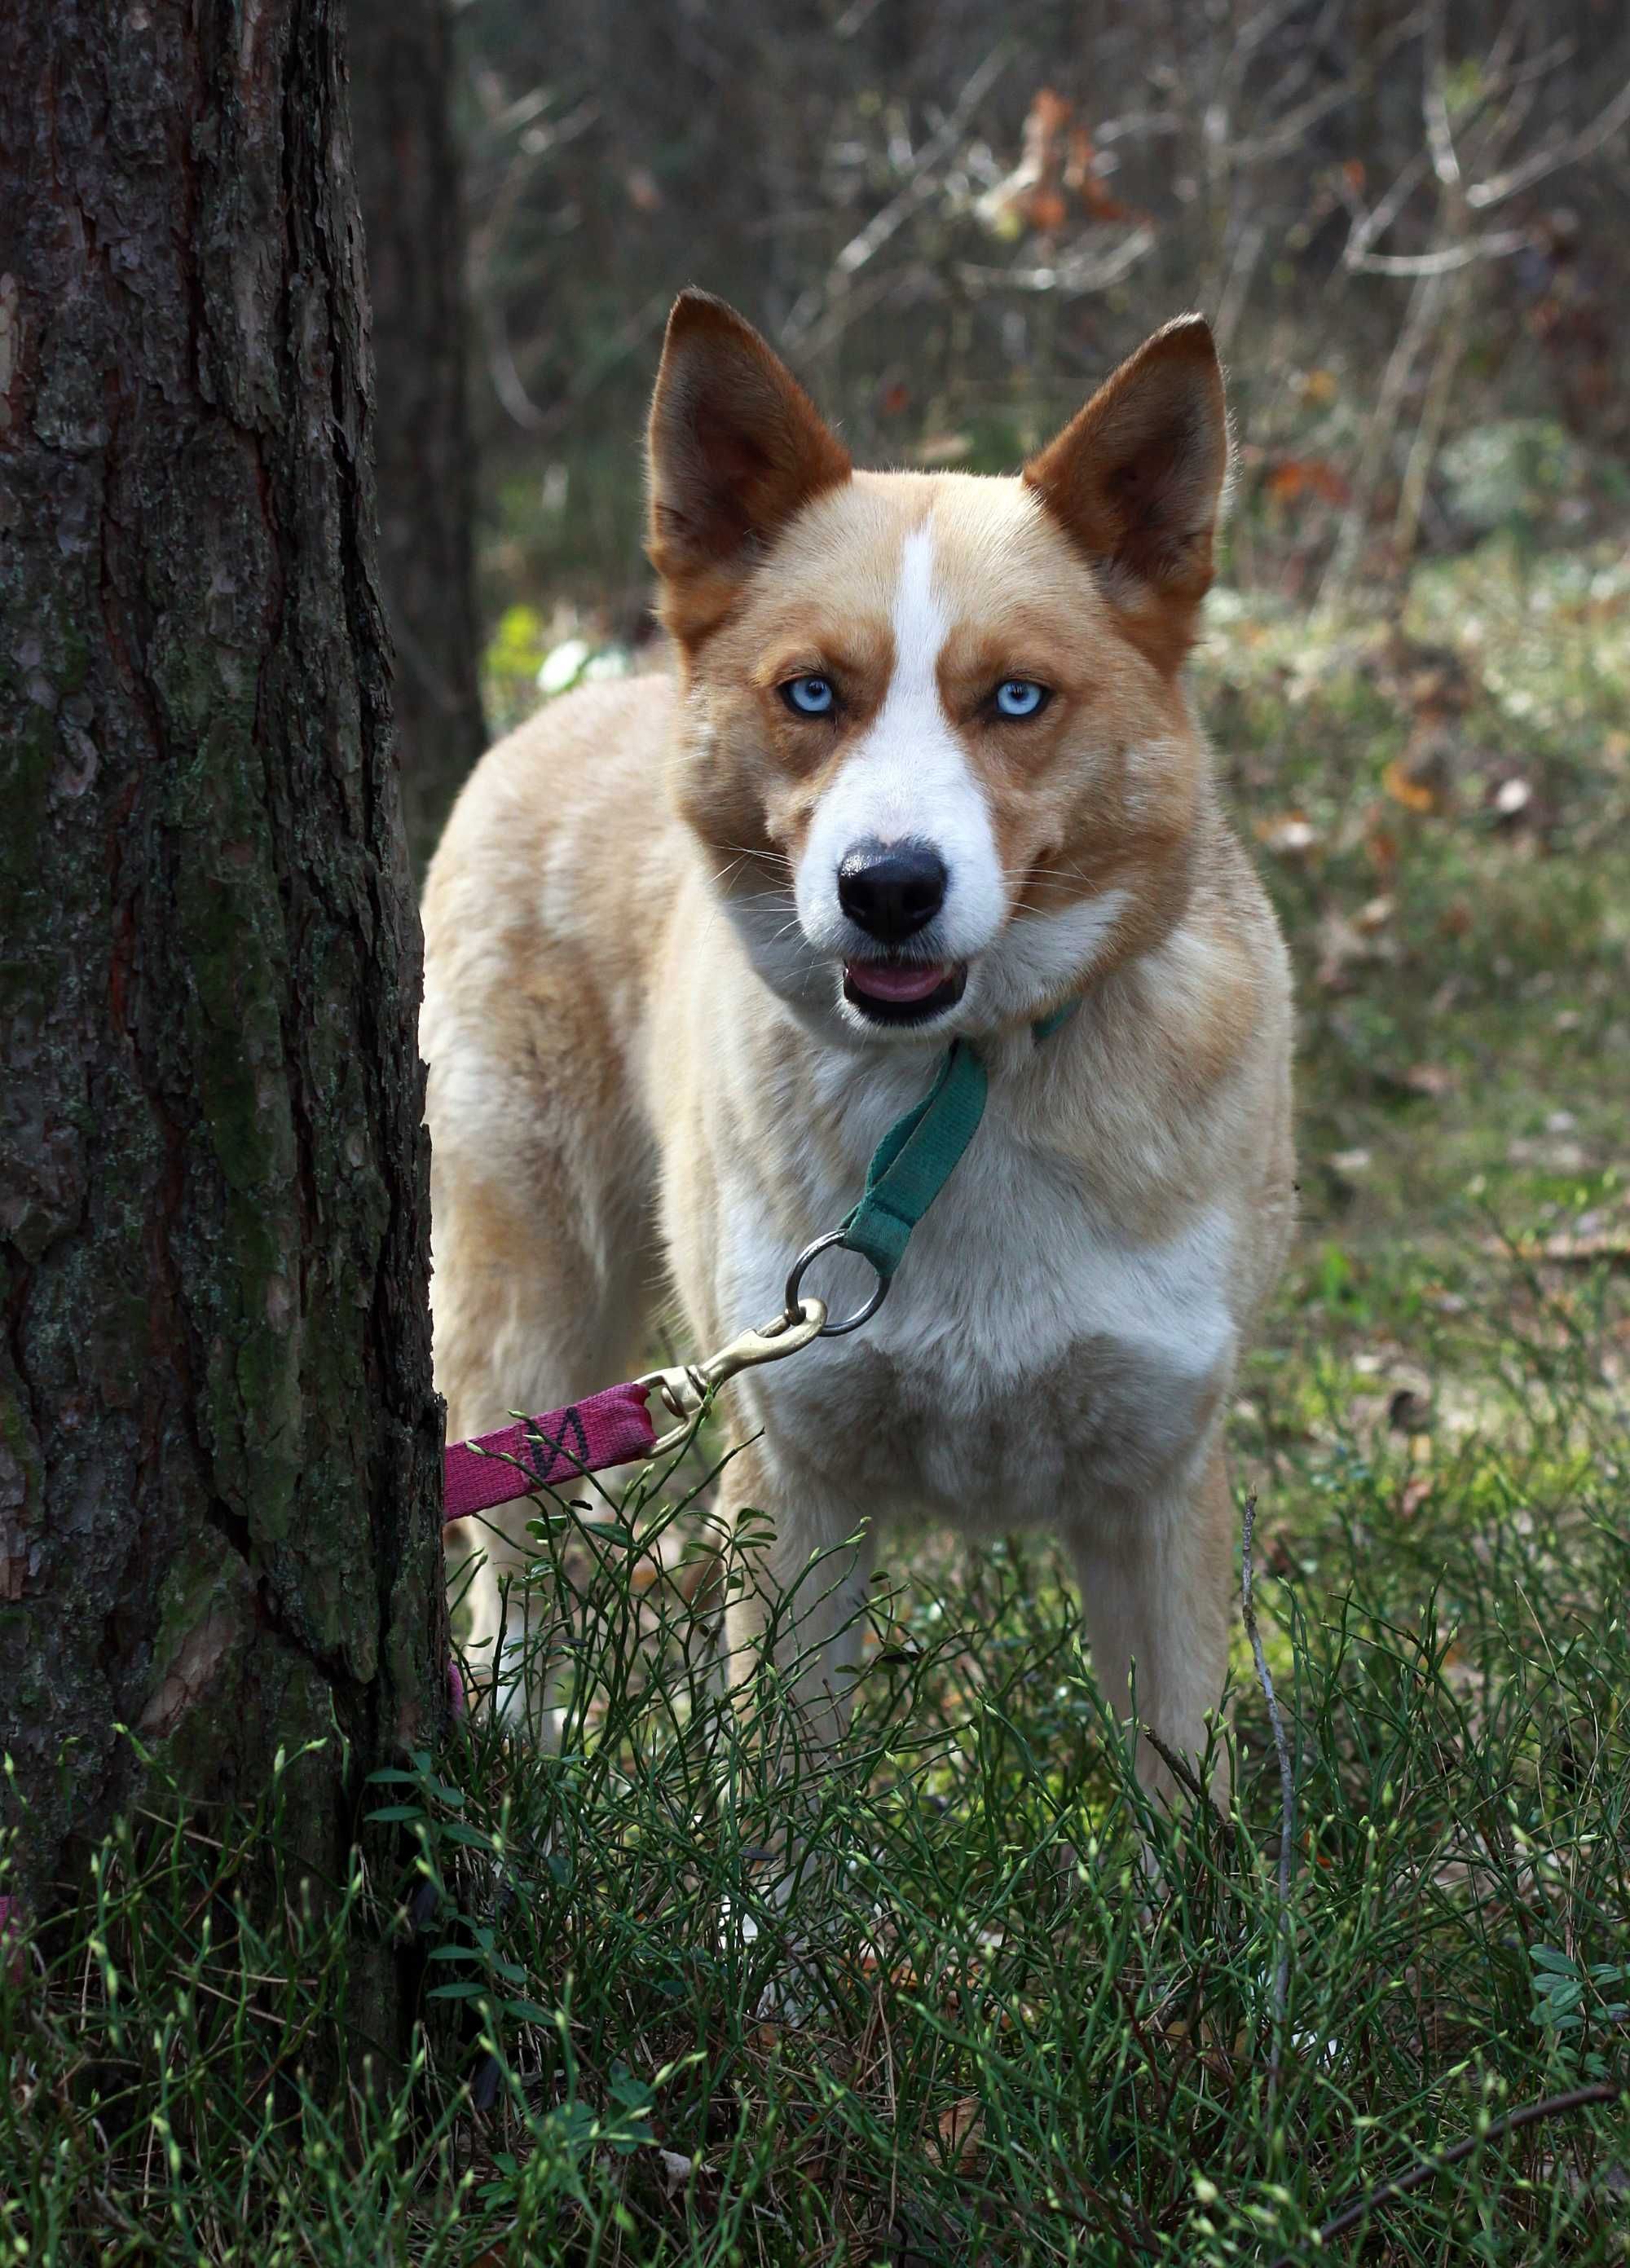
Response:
[783,1229,889,1338]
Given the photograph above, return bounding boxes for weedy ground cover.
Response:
[4,540,1627,2263]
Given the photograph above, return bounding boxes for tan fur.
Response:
[423,293,1294,1787]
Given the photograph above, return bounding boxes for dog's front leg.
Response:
[1066,1438,1236,1809]
[715,1435,875,1755]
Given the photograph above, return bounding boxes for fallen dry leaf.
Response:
[930,2095,984,2173]
[1363,821,1400,880]
[980,88,1140,233]
[653,2147,698,2197]
[1383,751,1447,815]
[1264,456,1350,506]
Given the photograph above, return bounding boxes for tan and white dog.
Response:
[422,291,1294,1795]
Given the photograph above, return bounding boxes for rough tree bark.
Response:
[0,0,446,1988]
[350,0,487,870]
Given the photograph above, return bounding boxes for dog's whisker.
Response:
[709,840,794,874]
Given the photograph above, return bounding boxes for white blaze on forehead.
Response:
[795,522,1007,962]
[891,522,949,706]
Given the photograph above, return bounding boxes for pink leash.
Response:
[442,1382,658,1525]
[436,1303,832,1716]
[441,1383,662,1720]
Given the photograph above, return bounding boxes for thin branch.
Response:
[1339,148,1431,273]
[784,42,1009,339]
[1243,1,1430,174]
[1223,77,1361,166]
[1139,1724,1264,1883]
[1393,265,1474,559]
[1094,108,1181,148]
[1468,73,1630,207]
[957,223,1155,299]
[1423,12,1462,191]
[1483,0,1540,87]
[1241,1491,1295,2063]
[1350,228,1527,275]
[1263,2081,1623,2268]
[1316,267,1444,610]
[1214,221,1266,356]
[480,297,548,433]
[1141,1729,1223,1824]
[1464,36,1577,172]
[1251,0,1346,124]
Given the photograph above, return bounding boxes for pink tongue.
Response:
[847,960,950,1003]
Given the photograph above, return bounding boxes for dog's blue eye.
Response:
[782,675,835,717]
[994,679,1047,719]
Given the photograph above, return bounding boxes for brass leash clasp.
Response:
[637,1296,827,1456]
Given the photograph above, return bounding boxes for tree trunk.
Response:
[0,0,446,2010]
[350,0,487,871]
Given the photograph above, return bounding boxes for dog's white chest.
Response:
[726,1104,1238,1524]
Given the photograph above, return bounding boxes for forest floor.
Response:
[6,536,1629,2263]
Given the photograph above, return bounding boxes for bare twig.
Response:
[1350,227,1527,275]
[1484,0,1540,88]
[1394,264,1474,558]
[1464,36,1576,174]
[1094,108,1181,148]
[478,297,548,434]
[1223,78,1363,167]
[1141,1728,1225,1825]
[1253,0,1345,122]
[782,43,1009,346]
[1228,2,1427,165]
[1241,1491,1295,2063]
[1263,2081,1622,2267]
[1214,222,1266,355]
[957,222,1156,299]
[1339,148,1431,272]
[1468,73,1630,207]
[1423,81,1460,189]
[1316,267,1445,609]
[1337,17,1601,278]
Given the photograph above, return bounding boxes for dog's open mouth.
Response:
[843,958,967,1026]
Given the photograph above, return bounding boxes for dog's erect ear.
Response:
[1024,316,1228,670]
[646,291,851,641]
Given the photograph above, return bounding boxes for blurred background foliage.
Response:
[444,0,1629,729]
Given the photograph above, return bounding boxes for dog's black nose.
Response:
[837,839,948,943]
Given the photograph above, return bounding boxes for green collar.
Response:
[839,999,1078,1282]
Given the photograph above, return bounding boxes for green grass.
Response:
[4,539,1628,2262]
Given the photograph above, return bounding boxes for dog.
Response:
[422,290,1294,1796]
